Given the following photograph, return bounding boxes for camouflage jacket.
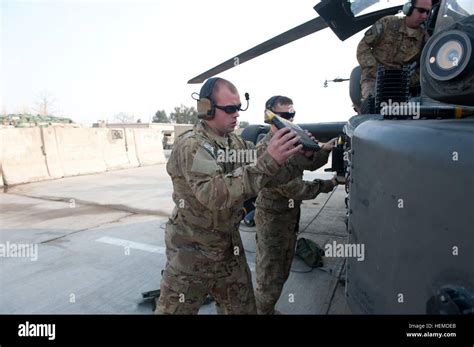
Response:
[255,132,334,213]
[165,121,320,274]
[357,15,429,90]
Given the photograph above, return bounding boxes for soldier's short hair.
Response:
[274,96,293,107]
[265,95,294,111]
[212,78,238,99]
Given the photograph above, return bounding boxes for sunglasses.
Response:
[274,111,296,120]
[215,104,242,114]
[414,7,431,15]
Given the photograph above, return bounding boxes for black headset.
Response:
[196,77,221,120]
[265,95,282,111]
[402,0,417,16]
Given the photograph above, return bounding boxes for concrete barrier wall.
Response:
[0,127,167,186]
[0,131,4,187]
[1,128,51,185]
[100,128,139,170]
[133,129,166,166]
[55,128,107,176]
[41,127,64,180]
[124,128,140,167]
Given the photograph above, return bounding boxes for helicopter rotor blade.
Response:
[188,16,328,84]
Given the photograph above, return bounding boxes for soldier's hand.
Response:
[267,127,302,165]
[304,129,318,144]
[270,124,278,135]
[321,138,337,152]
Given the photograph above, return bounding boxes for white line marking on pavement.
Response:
[95,236,166,254]
[95,236,256,272]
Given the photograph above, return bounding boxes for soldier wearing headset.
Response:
[254,95,340,314]
[357,0,432,102]
[155,78,333,314]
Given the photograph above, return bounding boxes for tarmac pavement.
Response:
[0,157,350,314]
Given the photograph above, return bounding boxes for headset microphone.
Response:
[241,93,250,111]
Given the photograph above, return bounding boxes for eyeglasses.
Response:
[215,104,242,114]
[274,111,296,120]
[414,7,431,15]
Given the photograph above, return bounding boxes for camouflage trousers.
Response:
[155,258,256,315]
[254,206,300,314]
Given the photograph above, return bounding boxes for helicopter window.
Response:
[435,0,473,33]
[348,0,407,17]
[445,0,473,15]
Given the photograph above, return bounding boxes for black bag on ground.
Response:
[295,237,325,268]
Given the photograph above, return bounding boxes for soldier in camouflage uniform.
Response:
[254,96,339,314]
[155,78,329,314]
[357,0,432,100]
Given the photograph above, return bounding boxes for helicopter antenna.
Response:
[323,77,350,88]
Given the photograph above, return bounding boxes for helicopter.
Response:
[188,0,474,314]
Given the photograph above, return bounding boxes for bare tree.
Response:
[35,91,56,116]
[113,112,135,123]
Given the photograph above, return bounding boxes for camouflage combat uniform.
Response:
[357,15,429,99]
[254,132,335,314]
[155,121,320,314]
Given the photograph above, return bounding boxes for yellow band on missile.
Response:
[264,109,276,124]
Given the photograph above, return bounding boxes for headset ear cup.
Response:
[403,1,413,16]
[197,98,214,119]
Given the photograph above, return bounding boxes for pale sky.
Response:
[1,0,405,126]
